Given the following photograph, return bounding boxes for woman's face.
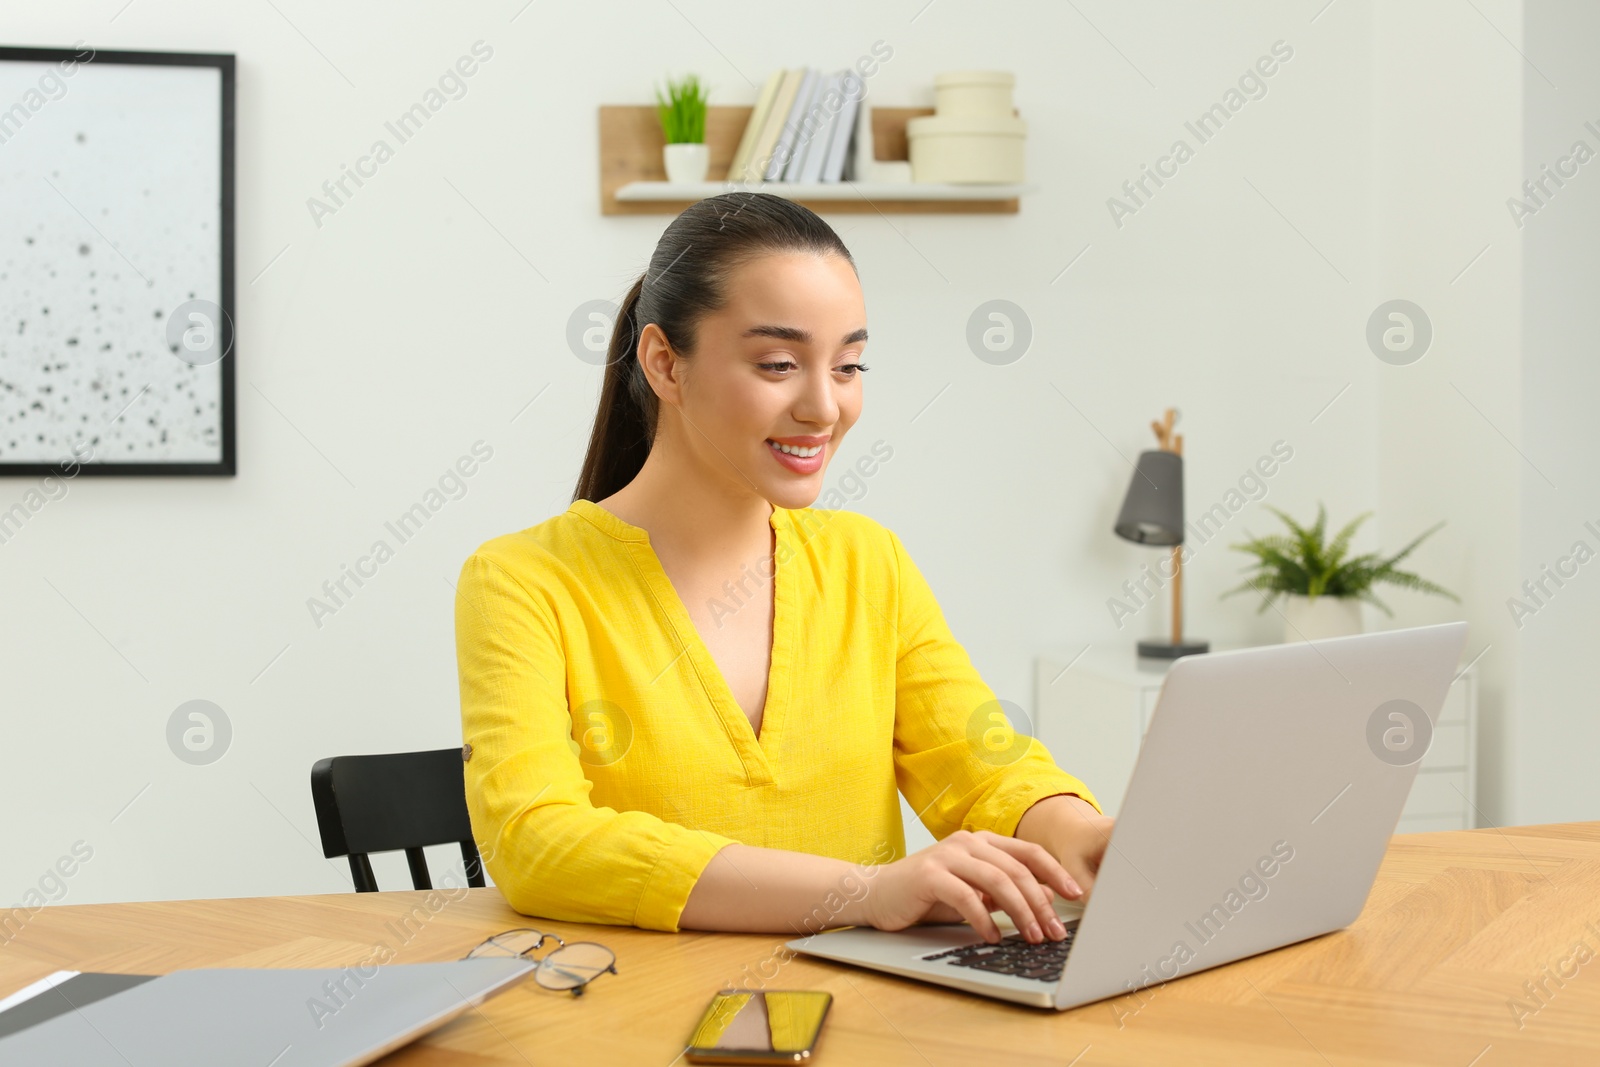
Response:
[651,251,867,511]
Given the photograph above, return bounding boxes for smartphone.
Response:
[683,989,833,1064]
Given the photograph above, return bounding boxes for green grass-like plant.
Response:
[655,74,710,144]
[1221,503,1459,616]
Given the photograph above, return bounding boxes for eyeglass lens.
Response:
[472,929,550,958]
[534,942,615,991]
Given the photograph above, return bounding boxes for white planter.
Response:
[663,142,708,184]
[1281,594,1364,643]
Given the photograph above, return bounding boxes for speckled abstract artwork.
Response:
[0,55,224,466]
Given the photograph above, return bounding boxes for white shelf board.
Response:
[615,180,1036,202]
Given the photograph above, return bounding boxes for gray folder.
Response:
[0,957,535,1066]
[0,973,157,1039]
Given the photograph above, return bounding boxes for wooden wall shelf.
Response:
[599,105,1028,215]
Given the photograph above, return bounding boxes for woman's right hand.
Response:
[863,830,1083,944]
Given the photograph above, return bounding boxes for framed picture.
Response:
[0,45,235,476]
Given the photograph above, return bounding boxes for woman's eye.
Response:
[757,360,870,375]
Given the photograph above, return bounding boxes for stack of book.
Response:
[726,68,867,186]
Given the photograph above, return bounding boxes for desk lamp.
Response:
[1113,407,1209,660]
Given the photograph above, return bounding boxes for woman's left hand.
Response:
[1013,794,1116,901]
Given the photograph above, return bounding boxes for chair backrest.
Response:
[309,747,486,893]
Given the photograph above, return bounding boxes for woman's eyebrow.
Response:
[742,324,869,345]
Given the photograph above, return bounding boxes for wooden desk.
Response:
[4,823,1599,1065]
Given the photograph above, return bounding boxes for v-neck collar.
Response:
[569,498,791,785]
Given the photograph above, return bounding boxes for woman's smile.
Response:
[765,434,829,473]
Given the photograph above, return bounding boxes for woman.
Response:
[455,192,1112,946]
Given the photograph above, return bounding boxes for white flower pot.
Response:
[663,142,708,184]
[1281,594,1364,643]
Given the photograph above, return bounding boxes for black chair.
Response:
[310,747,487,893]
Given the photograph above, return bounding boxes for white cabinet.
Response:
[1033,643,1478,833]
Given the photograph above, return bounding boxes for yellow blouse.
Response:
[454,499,1101,933]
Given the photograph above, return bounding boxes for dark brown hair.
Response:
[572,192,856,503]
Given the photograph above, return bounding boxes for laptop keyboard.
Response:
[918,922,1079,983]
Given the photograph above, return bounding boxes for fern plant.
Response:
[655,74,710,144]
[1221,503,1459,617]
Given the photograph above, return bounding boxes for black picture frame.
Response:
[0,45,236,477]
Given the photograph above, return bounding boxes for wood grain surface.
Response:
[4,823,1598,1065]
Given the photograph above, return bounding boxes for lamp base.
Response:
[1136,638,1210,660]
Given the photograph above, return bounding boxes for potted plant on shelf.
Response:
[1221,504,1460,642]
[655,73,710,184]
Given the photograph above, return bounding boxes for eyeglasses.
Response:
[463,927,617,996]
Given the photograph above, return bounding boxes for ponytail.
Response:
[573,192,855,503]
[573,275,654,503]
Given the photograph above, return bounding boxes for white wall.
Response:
[1518,0,1600,824]
[0,0,1579,911]
[1370,0,1527,828]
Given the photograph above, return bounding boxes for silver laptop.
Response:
[789,622,1469,1010]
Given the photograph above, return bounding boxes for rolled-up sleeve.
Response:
[887,529,1102,839]
[455,552,736,932]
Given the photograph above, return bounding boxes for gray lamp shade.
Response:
[1113,450,1185,546]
